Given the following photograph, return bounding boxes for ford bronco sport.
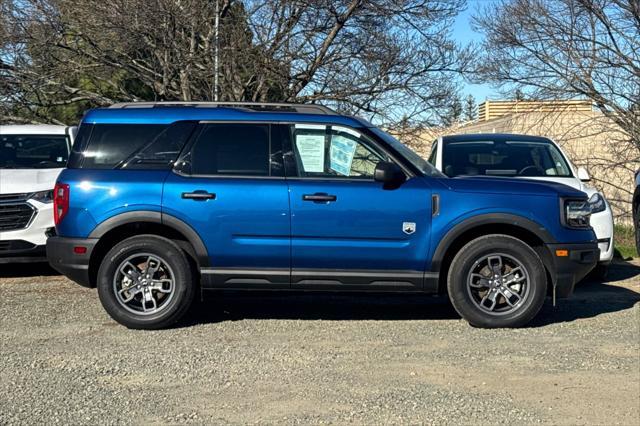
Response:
[46,102,599,329]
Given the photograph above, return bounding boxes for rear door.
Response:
[279,123,432,291]
[162,122,290,289]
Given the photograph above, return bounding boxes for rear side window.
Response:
[122,122,197,170]
[183,123,270,176]
[80,124,167,169]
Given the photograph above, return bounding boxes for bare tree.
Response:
[472,0,640,152]
[0,0,471,128]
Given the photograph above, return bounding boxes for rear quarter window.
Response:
[77,124,167,169]
[69,123,198,170]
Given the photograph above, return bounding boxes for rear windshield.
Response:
[442,140,573,178]
[0,134,69,169]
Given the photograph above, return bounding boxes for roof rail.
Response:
[107,101,338,115]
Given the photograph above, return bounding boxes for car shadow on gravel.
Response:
[0,262,59,277]
[185,260,639,327]
[529,260,640,327]
[186,293,460,325]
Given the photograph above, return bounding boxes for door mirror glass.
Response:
[577,166,591,182]
[374,161,406,186]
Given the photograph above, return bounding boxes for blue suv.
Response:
[47,102,599,329]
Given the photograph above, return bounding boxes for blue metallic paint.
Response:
[288,176,432,272]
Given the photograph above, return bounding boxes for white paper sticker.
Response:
[332,126,361,138]
[330,135,357,176]
[295,134,325,173]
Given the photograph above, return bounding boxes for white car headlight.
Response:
[588,193,607,214]
[29,189,54,203]
[563,199,591,229]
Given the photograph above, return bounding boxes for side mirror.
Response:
[577,167,591,182]
[374,161,406,187]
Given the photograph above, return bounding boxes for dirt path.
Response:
[1,260,638,424]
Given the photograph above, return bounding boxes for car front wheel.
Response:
[97,235,195,329]
[447,234,547,328]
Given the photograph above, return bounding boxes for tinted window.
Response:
[0,135,69,169]
[442,140,573,177]
[428,141,437,165]
[122,122,196,170]
[187,124,270,176]
[80,124,167,169]
[291,124,386,178]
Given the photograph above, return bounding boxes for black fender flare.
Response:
[430,213,555,272]
[88,211,210,267]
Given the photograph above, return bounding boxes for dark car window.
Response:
[80,124,167,169]
[121,122,197,170]
[0,135,69,169]
[442,140,573,178]
[187,123,270,176]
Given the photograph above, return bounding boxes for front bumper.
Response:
[590,208,614,263]
[545,242,599,298]
[0,240,47,263]
[46,236,98,287]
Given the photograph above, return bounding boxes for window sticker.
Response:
[330,135,357,176]
[295,133,325,173]
[332,125,361,138]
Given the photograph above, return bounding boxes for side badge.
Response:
[403,222,416,235]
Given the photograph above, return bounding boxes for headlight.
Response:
[563,199,591,228]
[588,193,607,214]
[29,189,54,203]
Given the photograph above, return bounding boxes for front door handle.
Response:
[303,193,337,203]
[182,190,216,201]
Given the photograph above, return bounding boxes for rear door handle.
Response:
[302,193,337,203]
[182,190,216,201]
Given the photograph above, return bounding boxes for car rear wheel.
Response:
[447,234,547,328]
[97,235,195,329]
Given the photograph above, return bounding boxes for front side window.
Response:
[185,123,270,176]
[290,124,386,178]
[0,135,69,169]
[442,140,573,178]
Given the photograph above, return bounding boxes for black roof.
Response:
[441,133,553,143]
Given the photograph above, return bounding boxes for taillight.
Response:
[53,183,69,225]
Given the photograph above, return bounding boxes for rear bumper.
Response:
[545,242,599,298]
[46,236,98,287]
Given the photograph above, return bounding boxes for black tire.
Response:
[591,264,609,281]
[447,234,547,328]
[635,205,640,256]
[97,235,195,329]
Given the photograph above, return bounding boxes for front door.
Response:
[281,123,432,290]
[163,122,290,288]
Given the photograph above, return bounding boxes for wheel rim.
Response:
[466,253,530,316]
[113,253,175,316]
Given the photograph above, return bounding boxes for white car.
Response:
[0,125,75,263]
[428,133,614,275]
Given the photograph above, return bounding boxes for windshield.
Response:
[0,135,69,169]
[369,127,445,177]
[442,139,573,178]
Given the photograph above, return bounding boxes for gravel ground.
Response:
[0,260,638,425]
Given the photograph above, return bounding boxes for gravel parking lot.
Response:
[1,261,639,425]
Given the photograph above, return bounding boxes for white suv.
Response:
[428,133,614,275]
[0,125,74,263]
